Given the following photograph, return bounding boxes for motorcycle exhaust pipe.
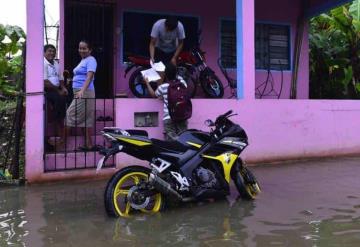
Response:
[149,173,183,201]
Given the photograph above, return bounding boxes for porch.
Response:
[25,0,360,183]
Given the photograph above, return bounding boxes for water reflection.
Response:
[110,200,255,246]
[1,159,360,246]
[0,187,27,246]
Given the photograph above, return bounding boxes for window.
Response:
[220,19,236,68]
[122,11,199,62]
[255,23,290,70]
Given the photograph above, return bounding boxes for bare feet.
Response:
[48,139,65,151]
[48,138,64,146]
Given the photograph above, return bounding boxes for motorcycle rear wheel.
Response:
[129,67,157,98]
[233,166,261,200]
[104,166,165,217]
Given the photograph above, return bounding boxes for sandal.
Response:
[77,145,103,152]
[96,116,113,122]
[48,138,64,146]
[89,145,103,151]
[77,145,91,152]
[96,116,105,121]
[104,116,113,121]
[45,141,55,152]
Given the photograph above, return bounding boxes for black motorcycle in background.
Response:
[125,32,224,99]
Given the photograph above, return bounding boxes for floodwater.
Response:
[1,157,360,247]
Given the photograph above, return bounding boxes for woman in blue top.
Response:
[65,40,97,151]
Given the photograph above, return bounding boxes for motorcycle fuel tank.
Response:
[177,129,211,150]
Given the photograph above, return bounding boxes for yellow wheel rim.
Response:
[113,171,162,217]
[245,182,261,199]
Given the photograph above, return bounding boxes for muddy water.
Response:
[1,157,360,246]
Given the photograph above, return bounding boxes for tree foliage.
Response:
[310,0,360,99]
[0,24,26,97]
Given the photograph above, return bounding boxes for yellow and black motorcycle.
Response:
[97,110,260,217]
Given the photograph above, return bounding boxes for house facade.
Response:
[25,0,359,183]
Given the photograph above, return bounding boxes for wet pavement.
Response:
[1,156,360,246]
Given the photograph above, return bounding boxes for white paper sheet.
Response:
[141,68,161,82]
[151,61,165,72]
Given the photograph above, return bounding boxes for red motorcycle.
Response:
[125,44,224,98]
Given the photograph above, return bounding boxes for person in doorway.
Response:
[144,63,188,140]
[149,16,185,66]
[43,44,68,151]
[64,40,97,151]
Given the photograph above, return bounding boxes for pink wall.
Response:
[255,0,309,99]
[114,0,236,98]
[26,0,360,183]
[115,98,360,165]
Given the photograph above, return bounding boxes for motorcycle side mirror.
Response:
[205,119,215,127]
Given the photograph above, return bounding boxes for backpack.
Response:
[167,80,192,122]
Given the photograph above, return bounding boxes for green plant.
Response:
[309,0,360,99]
[0,24,26,97]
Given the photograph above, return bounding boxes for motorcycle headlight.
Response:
[219,137,247,150]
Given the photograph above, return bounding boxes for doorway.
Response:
[64,0,114,98]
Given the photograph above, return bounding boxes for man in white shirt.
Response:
[149,16,185,66]
[44,44,68,150]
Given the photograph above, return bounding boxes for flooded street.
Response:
[1,157,360,246]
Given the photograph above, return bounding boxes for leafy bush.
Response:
[0,24,26,97]
[310,0,360,99]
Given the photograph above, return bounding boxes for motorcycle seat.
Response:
[151,138,188,153]
[103,128,148,137]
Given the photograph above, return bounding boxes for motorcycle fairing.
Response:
[186,141,202,149]
[157,149,198,166]
[202,153,238,183]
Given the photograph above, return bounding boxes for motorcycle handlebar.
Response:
[216,110,233,124]
[221,110,233,118]
[208,110,235,141]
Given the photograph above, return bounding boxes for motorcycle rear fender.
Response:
[199,68,215,81]
[101,135,153,162]
[128,55,150,65]
[124,63,136,77]
[116,136,152,147]
[202,67,215,75]
[98,144,123,165]
[103,129,152,148]
[178,63,196,74]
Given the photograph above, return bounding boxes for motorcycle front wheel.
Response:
[129,67,157,98]
[200,71,224,98]
[104,166,165,217]
[233,166,261,200]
